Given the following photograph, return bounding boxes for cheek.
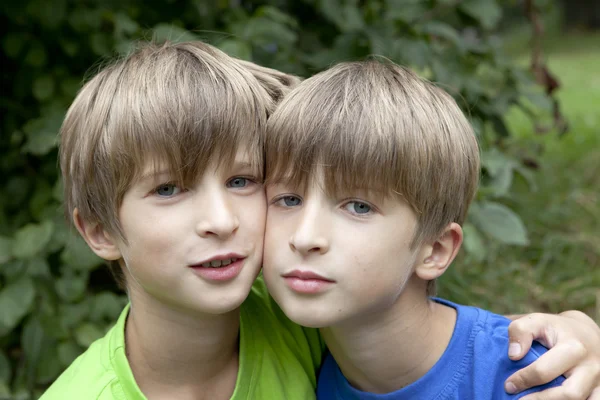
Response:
[239,195,267,238]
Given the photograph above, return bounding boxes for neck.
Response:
[125,287,241,400]
[319,278,456,394]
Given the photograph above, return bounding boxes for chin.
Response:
[281,303,337,329]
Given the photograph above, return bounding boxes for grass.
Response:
[439,31,600,322]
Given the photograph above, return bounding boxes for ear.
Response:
[73,208,122,261]
[414,222,463,281]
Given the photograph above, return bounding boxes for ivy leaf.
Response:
[469,202,529,245]
[57,340,82,367]
[462,223,486,262]
[21,317,45,387]
[12,221,54,260]
[0,278,36,336]
[459,0,502,30]
[0,237,14,264]
[218,39,252,60]
[0,350,10,383]
[74,323,104,347]
[55,272,88,302]
[152,24,198,44]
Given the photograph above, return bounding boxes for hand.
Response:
[504,310,600,399]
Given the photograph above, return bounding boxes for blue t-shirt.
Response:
[317,298,565,399]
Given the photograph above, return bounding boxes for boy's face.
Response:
[115,149,266,315]
[263,173,423,328]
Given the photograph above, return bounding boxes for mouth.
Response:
[189,253,247,282]
[282,269,335,294]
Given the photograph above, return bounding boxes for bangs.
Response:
[266,60,480,247]
[265,62,435,212]
[94,42,267,189]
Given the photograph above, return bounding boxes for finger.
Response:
[505,341,585,392]
[508,313,557,360]
[520,368,597,400]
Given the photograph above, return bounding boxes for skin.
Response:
[73,153,600,399]
[264,175,463,392]
[75,150,266,400]
[263,173,600,397]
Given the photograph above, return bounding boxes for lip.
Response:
[282,269,335,294]
[189,253,246,282]
[192,252,245,266]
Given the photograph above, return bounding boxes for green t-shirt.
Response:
[40,277,324,399]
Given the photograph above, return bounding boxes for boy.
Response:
[45,40,598,399]
[42,40,323,400]
[262,60,574,398]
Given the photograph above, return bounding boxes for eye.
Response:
[154,183,181,197]
[276,195,302,207]
[344,201,372,215]
[227,177,249,188]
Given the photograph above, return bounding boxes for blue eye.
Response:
[227,177,248,188]
[155,183,181,197]
[277,196,302,207]
[345,201,371,215]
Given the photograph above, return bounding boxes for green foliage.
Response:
[0,0,557,396]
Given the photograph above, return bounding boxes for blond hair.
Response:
[265,60,480,295]
[60,40,298,286]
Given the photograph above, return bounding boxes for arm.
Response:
[504,311,600,399]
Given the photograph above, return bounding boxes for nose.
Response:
[289,204,330,255]
[195,191,239,239]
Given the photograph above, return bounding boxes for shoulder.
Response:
[40,307,132,400]
[460,303,566,395]
[39,337,118,400]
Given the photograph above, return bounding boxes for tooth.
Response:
[231,258,237,263]
[221,259,232,266]
[210,260,222,267]
[201,262,211,267]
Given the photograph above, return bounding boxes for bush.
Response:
[0,1,552,397]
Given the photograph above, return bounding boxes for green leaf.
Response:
[12,221,54,259]
[32,75,55,101]
[0,350,10,383]
[26,258,51,278]
[22,109,63,156]
[24,41,47,67]
[113,12,139,36]
[152,24,198,44]
[462,223,486,262]
[421,22,462,48]
[386,0,427,24]
[59,301,91,330]
[55,273,88,302]
[91,292,125,323]
[3,33,27,59]
[90,33,111,56]
[0,277,36,336]
[218,39,252,60]
[459,0,502,30]
[36,341,61,384]
[74,323,104,348]
[58,341,82,367]
[0,237,13,264]
[469,202,529,245]
[60,235,103,271]
[22,317,44,387]
[0,382,10,399]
